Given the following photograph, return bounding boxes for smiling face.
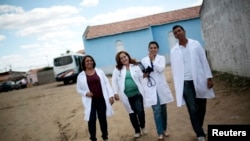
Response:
[84,56,94,69]
[148,43,159,57]
[119,52,129,66]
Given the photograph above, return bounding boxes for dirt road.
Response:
[0,66,249,141]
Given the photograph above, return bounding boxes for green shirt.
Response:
[124,70,139,97]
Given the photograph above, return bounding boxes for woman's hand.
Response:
[114,94,120,101]
[143,73,149,78]
[86,92,93,97]
[109,97,115,105]
[149,53,155,61]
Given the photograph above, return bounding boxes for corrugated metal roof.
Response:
[84,6,200,39]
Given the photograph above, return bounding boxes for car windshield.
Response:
[54,56,73,66]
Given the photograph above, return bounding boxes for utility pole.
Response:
[45,55,49,67]
[9,64,12,71]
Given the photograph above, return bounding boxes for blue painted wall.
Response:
[83,28,153,73]
[83,18,203,74]
[148,18,203,64]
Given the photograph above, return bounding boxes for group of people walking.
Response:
[76,25,215,141]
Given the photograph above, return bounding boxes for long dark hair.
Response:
[148,41,159,49]
[81,55,96,71]
[115,51,137,70]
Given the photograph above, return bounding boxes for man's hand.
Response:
[207,78,213,89]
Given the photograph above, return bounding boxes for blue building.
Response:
[82,6,203,74]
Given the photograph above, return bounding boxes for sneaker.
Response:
[158,134,164,140]
[134,133,141,138]
[141,128,147,135]
[163,131,170,137]
[197,136,205,141]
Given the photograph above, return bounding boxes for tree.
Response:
[66,49,71,54]
[60,49,72,56]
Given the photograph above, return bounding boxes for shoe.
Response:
[197,136,205,141]
[103,139,108,141]
[163,131,170,137]
[158,134,164,140]
[134,133,141,138]
[141,128,147,135]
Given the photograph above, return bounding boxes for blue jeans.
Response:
[152,94,167,135]
[183,80,206,137]
[88,96,108,141]
[128,94,146,133]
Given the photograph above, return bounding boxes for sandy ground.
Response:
[0,66,249,141]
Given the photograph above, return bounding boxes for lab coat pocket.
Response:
[195,72,208,98]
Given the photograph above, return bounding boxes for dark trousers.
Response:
[88,97,107,141]
[183,80,206,137]
[128,94,146,133]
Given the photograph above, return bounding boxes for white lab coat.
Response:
[76,68,114,121]
[141,54,174,107]
[112,64,145,113]
[170,38,215,107]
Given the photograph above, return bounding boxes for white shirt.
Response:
[180,45,192,80]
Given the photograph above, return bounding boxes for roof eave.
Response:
[85,16,200,40]
[85,26,150,40]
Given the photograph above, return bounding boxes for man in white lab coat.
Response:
[170,25,215,141]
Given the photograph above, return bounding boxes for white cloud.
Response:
[0,5,24,14]
[0,5,86,36]
[0,54,26,71]
[80,0,99,7]
[89,6,164,25]
[38,30,72,41]
[0,35,6,41]
[186,0,203,7]
[21,43,40,49]
[16,15,86,37]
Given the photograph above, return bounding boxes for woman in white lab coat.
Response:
[112,51,147,138]
[170,25,215,141]
[76,55,115,141]
[141,41,174,140]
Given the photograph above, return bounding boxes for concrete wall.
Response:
[37,70,55,85]
[200,0,250,77]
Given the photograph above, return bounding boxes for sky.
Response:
[0,0,203,73]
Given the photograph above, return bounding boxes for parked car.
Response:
[2,81,16,92]
[17,78,27,88]
[14,81,21,89]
